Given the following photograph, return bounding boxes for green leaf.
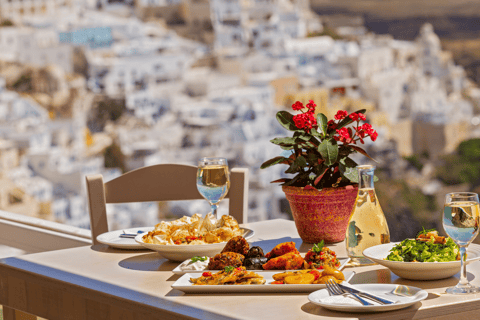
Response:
[340,165,359,183]
[350,145,378,162]
[276,111,298,131]
[260,156,288,169]
[301,141,316,149]
[285,161,300,174]
[270,137,296,146]
[294,132,310,141]
[281,145,294,150]
[318,140,339,166]
[310,127,322,137]
[224,266,234,273]
[191,256,208,262]
[339,157,358,168]
[283,174,301,186]
[312,240,325,253]
[270,178,289,184]
[295,155,307,167]
[317,113,328,135]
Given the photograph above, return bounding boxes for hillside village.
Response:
[0,0,479,235]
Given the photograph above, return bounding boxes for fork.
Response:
[326,279,373,306]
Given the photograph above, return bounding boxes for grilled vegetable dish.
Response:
[304,240,341,269]
[191,266,266,285]
[271,265,345,285]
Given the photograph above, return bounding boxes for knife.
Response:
[337,283,397,305]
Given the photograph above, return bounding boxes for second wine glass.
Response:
[443,192,480,294]
[196,157,230,220]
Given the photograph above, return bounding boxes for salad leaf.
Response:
[386,237,459,262]
[312,240,325,253]
[416,226,437,238]
[224,266,234,273]
[190,256,208,263]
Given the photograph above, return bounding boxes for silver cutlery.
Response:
[326,279,373,306]
[119,230,145,238]
[337,283,396,304]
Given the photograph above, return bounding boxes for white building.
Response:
[0,27,73,73]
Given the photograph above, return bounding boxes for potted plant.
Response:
[260,100,378,243]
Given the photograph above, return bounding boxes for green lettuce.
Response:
[386,237,459,262]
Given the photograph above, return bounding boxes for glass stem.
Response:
[459,246,468,286]
[211,203,219,219]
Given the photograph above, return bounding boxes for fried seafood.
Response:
[221,236,249,255]
[262,251,304,270]
[190,267,266,285]
[142,213,242,245]
[265,242,299,260]
[207,252,245,270]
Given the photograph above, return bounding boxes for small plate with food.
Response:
[135,213,254,261]
[363,229,480,280]
[173,238,350,274]
[172,266,355,293]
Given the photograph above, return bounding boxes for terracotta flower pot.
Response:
[282,185,358,244]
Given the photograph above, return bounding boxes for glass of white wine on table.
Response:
[196,157,230,220]
[443,192,480,294]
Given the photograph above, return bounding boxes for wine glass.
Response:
[196,157,230,220]
[443,192,480,294]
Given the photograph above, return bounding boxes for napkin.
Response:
[317,294,381,306]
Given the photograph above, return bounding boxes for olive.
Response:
[244,257,268,270]
[246,246,265,259]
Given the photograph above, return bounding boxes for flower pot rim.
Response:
[282,184,358,194]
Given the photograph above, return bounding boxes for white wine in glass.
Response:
[196,157,230,220]
[443,192,480,294]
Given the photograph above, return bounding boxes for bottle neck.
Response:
[358,166,375,190]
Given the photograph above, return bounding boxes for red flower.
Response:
[292,101,304,111]
[334,110,348,120]
[293,113,307,129]
[336,127,350,140]
[349,113,359,121]
[358,113,366,121]
[371,130,378,141]
[294,111,316,132]
[362,123,374,135]
[306,100,317,112]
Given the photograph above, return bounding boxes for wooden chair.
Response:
[86,164,249,245]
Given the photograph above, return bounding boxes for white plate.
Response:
[172,257,350,275]
[172,270,355,293]
[363,242,480,280]
[96,227,154,249]
[135,228,255,262]
[308,284,427,313]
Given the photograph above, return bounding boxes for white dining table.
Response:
[1,219,480,320]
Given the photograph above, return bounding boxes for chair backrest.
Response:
[86,164,249,245]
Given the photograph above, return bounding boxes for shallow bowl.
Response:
[363,242,480,280]
[135,228,254,262]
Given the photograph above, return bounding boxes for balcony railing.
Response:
[0,210,92,254]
